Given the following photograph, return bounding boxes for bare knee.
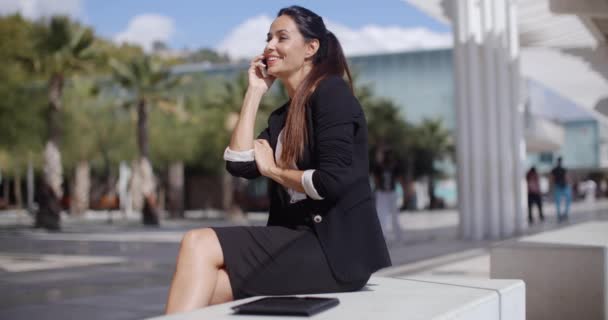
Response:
[180,228,224,267]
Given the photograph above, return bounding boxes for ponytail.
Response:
[278,6,353,168]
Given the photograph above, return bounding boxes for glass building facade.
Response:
[174,48,607,173]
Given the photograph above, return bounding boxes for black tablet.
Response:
[231,296,340,316]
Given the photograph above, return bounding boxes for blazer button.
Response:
[313,215,323,223]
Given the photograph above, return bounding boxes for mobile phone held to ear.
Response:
[260,58,268,78]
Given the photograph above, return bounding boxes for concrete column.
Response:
[452,0,525,240]
[465,0,486,241]
[481,0,501,239]
[506,0,527,233]
[453,0,472,239]
[493,0,516,238]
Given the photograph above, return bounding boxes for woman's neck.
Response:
[282,63,312,98]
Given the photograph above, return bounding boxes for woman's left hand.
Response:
[254,139,276,177]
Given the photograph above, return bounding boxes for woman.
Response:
[165,5,391,314]
[526,166,544,224]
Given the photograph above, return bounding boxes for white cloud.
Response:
[215,15,452,60]
[326,22,452,56]
[114,14,175,52]
[216,15,273,60]
[0,0,82,19]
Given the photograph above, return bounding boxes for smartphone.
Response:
[259,58,268,78]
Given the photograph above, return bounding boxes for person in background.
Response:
[550,157,571,222]
[526,166,544,224]
[372,149,406,242]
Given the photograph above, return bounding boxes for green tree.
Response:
[355,77,453,209]
[410,118,454,209]
[110,55,183,225]
[62,77,135,214]
[12,16,97,229]
[148,93,206,218]
[0,15,46,210]
[185,48,230,64]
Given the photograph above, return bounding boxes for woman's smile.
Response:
[266,55,281,68]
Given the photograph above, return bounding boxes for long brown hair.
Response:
[277,5,353,168]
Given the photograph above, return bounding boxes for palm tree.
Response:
[110,55,182,225]
[62,78,133,216]
[411,119,453,209]
[16,16,96,230]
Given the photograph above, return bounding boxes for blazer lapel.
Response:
[269,102,290,207]
[269,103,289,150]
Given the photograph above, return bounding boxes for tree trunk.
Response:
[71,161,90,215]
[167,161,184,218]
[140,157,159,225]
[2,174,9,206]
[14,170,22,209]
[36,73,64,230]
[137,99,149,159]
[132,99,159,226]
[428,175,437,209]
[130,157,159,226]
[27,157,34,213]
[117,161,132,216]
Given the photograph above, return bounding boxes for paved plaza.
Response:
[1,200,607,319]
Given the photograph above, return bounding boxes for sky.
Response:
[0,0,452,59]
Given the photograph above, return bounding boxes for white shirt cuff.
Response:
[223,147,254,162]
[301,169,324,200]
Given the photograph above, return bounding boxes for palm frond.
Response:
[109,58,136,88]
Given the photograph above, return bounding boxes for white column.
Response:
[453,0,472,239]
[481,0,501,239]
[507,0,527,233]
[452,0,525,240]
[465,0,486,241]
[493,0,516,237]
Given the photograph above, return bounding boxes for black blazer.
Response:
[225,75,392,282]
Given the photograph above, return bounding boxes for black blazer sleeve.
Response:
[310,76,359,203]
[224,126,270,180]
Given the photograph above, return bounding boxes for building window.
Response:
[539,152,553,163]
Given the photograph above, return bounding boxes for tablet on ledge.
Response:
[231,296,340,316]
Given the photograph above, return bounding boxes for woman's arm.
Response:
[267,167,305,193]
[309,76,358,202]
[224,55,275,179]
[253,139,323,199]
[228,54,274,150]
[228,87,266,151]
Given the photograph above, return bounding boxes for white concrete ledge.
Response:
[148,276,524,319]
[491,221,608,320]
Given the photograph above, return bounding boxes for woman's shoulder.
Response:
[313,75,351,97]
[310,75,358,112]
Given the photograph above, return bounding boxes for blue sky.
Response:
[82,0,448,49]
[0,0,451,57]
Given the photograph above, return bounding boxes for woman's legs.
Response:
[209,268,233,305]
[165,228,233,314]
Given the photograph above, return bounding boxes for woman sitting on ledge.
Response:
[164,5,391,314]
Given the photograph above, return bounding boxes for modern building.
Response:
[405,0,608,240]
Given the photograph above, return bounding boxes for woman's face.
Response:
[264,15,311,78]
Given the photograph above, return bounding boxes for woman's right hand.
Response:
[248,54,275,92]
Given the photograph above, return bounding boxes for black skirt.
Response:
[212,224,370,300]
